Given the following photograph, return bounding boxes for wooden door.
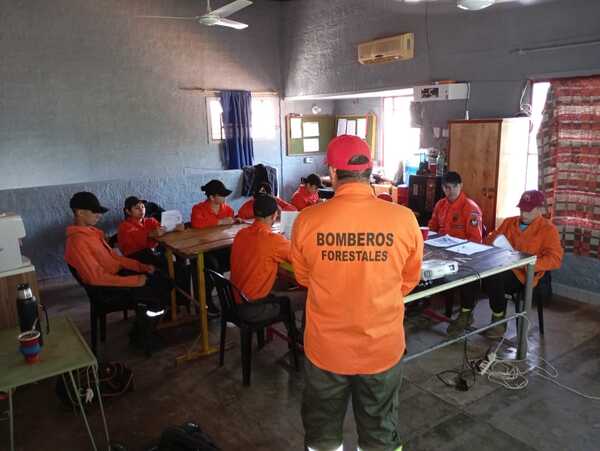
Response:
[448,121,502,233]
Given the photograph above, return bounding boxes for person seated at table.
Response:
[291,173,323,211]
[430,172,484,337]
[230,194,303,329]
[237,182,296,220]
[429,171,483,242]
[191,180,237,229]
[118,196,184,267]
[480,190,563,338]
[190,180,238,316]
[64,192,169,348]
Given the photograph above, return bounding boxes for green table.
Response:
[0,316,110,451]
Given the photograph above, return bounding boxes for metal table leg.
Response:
[9,388,14,451]
[165,249,177,321]
[91,365,111,450]
[517,262,535,359]
[176,251,217,363]
[67,370,98,451]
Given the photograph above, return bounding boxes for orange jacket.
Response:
[485,216,563,286]
[230,221,291,301]
[190,200,234,229]
[291,185,319,211]
[237,197,297,220]
[291,182,423,375]
[117,217,161,256]
[65,225,150,287]
[428,192,483,243]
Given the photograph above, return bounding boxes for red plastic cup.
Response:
[420,226,429,241]
[18,330,41,364]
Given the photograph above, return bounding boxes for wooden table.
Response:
[157,223,252,363]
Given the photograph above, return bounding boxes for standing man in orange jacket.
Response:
[291,135,423,451]
[482,190,563,338]
[428,171,485,337]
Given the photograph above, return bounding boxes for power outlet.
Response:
[303,157,314,164]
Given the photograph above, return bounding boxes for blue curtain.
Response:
[219,90,254,169]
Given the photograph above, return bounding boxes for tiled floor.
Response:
[2,278,599,451]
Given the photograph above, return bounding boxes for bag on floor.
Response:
[55,361,135,408]
[152,422,220,451]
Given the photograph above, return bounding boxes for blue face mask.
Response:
[519,222,528,231]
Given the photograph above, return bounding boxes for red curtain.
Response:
[538,76,600,257]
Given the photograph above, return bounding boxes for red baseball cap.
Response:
[326,135,372,171]
[517,190,545,212]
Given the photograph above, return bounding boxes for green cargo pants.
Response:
[302,357,403,451]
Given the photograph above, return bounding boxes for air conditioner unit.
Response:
[413,83,469,102]
[358,33,414,65]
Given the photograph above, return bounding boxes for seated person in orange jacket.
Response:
[428,171,483,243]
[291,173,323,211]
[429,172,484,337]
[190,180,238,315]
[481,190,563,338]
[118,196,184,267]
[190,180,237,229]
[237,182,296,220]
[230,195,300,325]
[65,192,167,346]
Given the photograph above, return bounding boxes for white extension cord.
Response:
[473,317,600,400]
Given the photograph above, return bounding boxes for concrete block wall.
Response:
[0,171,246,280]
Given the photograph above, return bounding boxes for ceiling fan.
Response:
[401,0,543,11]
[139,0,253,30]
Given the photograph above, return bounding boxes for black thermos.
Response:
[16,283,47,345]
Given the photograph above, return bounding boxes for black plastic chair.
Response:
[68,265,135,355]
[512,271,552,335]
[205,269,299,386]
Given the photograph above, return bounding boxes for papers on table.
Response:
[161,210,183,232]
[493,234,514,251]
[446,242,493,256]
[280,211,299,240]
[425,235,468,248]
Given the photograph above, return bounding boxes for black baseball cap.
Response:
[442,171,462,185]
[302,173,323,188]
[253,194,278,218]
[201,180,232,197]
[70,192,109,214]
[124,196,146,210]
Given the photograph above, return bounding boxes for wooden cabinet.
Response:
[448,118,531,233]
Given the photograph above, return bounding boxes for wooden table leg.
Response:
[176,251,217,363]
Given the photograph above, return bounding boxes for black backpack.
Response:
[145,422,220,451]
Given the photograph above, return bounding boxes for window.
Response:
[527,82,551,190]
[382,95,420,180]
[207,96,277,142]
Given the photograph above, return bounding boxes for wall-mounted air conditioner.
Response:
[413,83,469,102]
[358,33,414,65]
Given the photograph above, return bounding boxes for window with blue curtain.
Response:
[219,90,255,169]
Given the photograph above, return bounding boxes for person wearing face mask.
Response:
[291,173,323,211]
[427,172,484,337]
[480,190,563,338]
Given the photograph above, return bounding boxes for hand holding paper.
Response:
[161,210,183,232]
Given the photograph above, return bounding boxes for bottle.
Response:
[17,283,44,345]
[436,151,446,177]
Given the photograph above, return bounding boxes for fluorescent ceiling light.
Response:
[286,88,414,101]
[457,0,495,10]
